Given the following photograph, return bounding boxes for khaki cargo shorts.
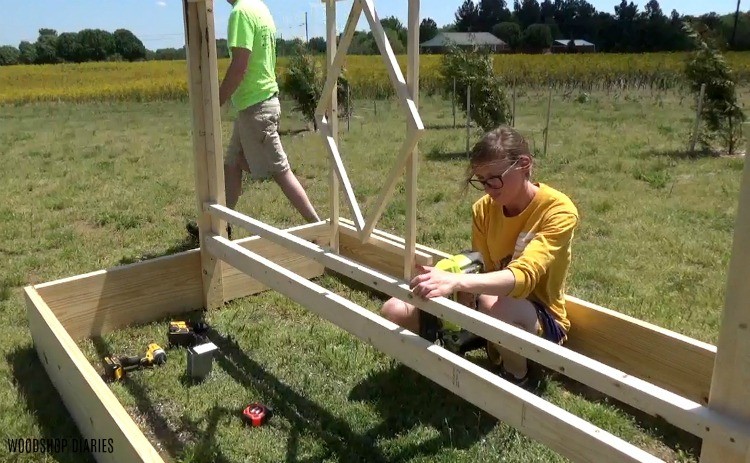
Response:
[225,95,289,180]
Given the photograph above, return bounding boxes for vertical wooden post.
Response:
[404,0,419,279]
[326,0,340,252]
[543,85,552,157]
[690,83,706,153]
[183,0,225,309]
[453,77,457,129]
[511,78,517,127]
[347,84,351,132]
[466,84,471,156]
[699,124,750,463]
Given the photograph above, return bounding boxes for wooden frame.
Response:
[23,0,750,461]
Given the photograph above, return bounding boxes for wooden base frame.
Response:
[22,0,750,461]
[23,212,750,462]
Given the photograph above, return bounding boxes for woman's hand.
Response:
[409,265,460,299]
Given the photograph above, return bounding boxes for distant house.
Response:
[420,32,508,54]
[551,39,596,53]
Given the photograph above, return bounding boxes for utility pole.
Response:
[305,12,309,44]
[732,0,741,49]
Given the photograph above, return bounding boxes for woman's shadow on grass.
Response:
[348,362,498,461]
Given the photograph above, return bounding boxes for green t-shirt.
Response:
[227,0,279,110]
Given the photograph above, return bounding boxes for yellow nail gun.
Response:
[419,251,486,355]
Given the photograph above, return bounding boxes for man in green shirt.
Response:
[190,0,320,239]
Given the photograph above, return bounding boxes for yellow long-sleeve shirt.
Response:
[471,183,579,332]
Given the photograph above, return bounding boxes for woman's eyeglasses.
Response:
[468,160,519,191]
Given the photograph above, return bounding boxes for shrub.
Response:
[280,44,350,131]
[684,21,746,155]
[440,43,511,132]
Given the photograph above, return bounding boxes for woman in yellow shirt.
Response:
[380,125,579,389]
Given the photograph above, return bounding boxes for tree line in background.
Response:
[2,0,750,66]
[0,28,151,65]
[448,0,750,52]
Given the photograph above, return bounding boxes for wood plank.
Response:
[184,0,225,309]
[316,116,365,230]
[700,128,750,463]
[359,0,423,132]
[338,221,432,278]
[314,0,362,119]
[565,296,715,406]
[325,0,340,252]
[205,234,665,463]
[404,0,420,280]
[206,205,750,450]
[34,222,328,340]
[359,129,422,243]
[25,286,164,463]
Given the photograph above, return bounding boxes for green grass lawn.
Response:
[1,88,746,462]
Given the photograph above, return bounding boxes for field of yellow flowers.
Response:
[2,52,750,105]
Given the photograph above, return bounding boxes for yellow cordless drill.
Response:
[104,343,167,381]
[419,251,485,355]
[142,343,167,366]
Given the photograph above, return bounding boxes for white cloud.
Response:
[156,1,167,6]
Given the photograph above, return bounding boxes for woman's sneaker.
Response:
[498,365,540,392]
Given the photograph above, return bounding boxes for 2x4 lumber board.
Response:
[360,0,424,131]
[316,116,365,230]
[315,0,362,119]
[183,0,225,309]
[359,129,423,243]
[24,286,164,463]
[564,295,715,406]
[700,130,750,463]
[404,0,420,279]
[33,222,328,340]
[204,234,664,463]
[338,221,433,277]
[341,217,448,261]
[325,0,340,252]
[342,218,716,406]
[205,205,750,451]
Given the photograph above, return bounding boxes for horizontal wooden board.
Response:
[338,221,433,276]
[565,296,716,405]
[34,222,328,340]
[25,286,164,463]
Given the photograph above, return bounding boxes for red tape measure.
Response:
[242,402,272,427]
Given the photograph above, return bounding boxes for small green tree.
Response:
[280,44,350,131]
[684,21,746,155]
[440,43,511,132]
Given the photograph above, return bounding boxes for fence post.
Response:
[690,83,707,153]
[347,84,351,133]
[511,78,517,128]
[543,85,553,157]
[453,77,457,129]
[466,84,472,157]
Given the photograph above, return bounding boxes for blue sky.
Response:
[0,0,742,50]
